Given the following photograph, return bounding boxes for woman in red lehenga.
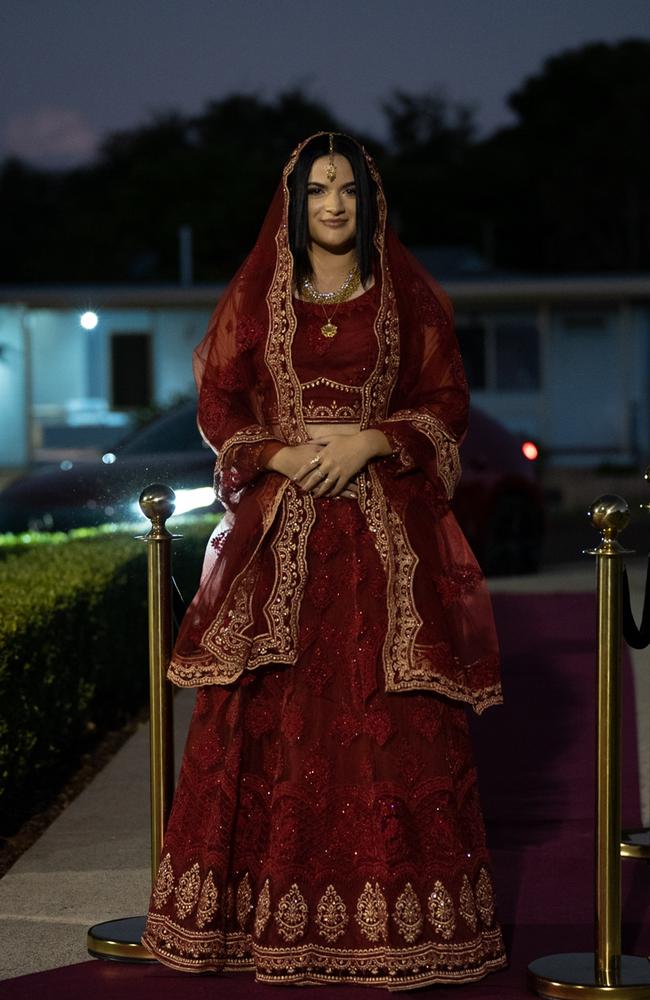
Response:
[142,133,507,989]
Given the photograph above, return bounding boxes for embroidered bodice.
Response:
[260,284,380,426]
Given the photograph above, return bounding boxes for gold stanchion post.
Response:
[621,466,650,861]
[528,496,650,999]
[87,484,178,961]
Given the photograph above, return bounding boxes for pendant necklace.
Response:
[300,263,361,339]
[320,311,339,340]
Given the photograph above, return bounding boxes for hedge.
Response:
[0,515,219,833]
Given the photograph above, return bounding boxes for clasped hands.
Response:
[267,430,392,499]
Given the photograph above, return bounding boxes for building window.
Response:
[456,323,486,390]
[495,323,540,391]
[110,332,152,408]
[457,317,541,393]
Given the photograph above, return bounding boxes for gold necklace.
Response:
[300,264,361,339]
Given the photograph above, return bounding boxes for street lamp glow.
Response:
[80,310,99,330]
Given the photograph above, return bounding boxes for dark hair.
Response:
[288,133,377,288]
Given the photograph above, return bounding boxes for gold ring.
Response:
[310,455,321,466]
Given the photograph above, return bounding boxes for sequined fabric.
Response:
[142,500,507,987]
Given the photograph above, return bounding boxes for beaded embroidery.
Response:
[356,882,388,942]
[393,882,423,943]
[316,884,349,943]
[275,883,309,942]
[427,881,456,940]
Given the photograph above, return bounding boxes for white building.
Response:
[0,276,649,469]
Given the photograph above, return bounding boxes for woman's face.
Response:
[306,154,357,254]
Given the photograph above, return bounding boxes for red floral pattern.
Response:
[144,499,504,982]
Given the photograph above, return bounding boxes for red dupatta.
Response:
[169,133,502,714]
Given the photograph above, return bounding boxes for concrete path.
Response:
[1,561,648,981]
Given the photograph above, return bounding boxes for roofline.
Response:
[1,274,650,309]
[447,275,650,304]
[0,285,229,308]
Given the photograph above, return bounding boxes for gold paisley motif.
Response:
[274,883,308,943]
[236,872,253,931]
[475,868,495,927]
[393,882,423,943]
[175,862,201,920]
[196,871,218,929]
[315,884,349,943]
[459,874,478,932]
[152,853,174,909]
[427,881,455,940]
[254,878,271,938]
[356,881,388,942]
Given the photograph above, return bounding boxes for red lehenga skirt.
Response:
[142,498,507,989]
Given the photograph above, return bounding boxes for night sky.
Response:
[2,0,649,168]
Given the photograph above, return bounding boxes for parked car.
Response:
[0,402,543,574]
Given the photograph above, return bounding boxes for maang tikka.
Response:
[326,133,337,181]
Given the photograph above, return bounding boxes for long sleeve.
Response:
[195,304,283,501]
[372,274,468,500]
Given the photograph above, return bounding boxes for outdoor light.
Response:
[80,310,99,330]
[173,487,216,515]
[522,441,539,461]
[101,452,117,464]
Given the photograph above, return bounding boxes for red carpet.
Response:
[4,593,650,999]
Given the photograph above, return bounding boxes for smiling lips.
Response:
[321,219,347,227]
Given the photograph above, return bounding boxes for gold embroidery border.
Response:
[362,466,424,693]
[249,488,316,669]
[361,466,501,709]
[201,486,315,676]
[168,480,288,686]
[143,912,505,986]
[215,424,281,483]
[381,408,462,499]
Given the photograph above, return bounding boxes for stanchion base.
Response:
[528,954,650,998]
[621,828,650,860]
[87,916,156,962]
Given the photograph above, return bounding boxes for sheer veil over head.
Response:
[193,131,468,461]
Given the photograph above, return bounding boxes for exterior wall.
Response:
[29,309,86,409]
[0,307,29,466]
[457,299,650,465]
[545,306,626,461]
[1,285,649,469]
[153,308,210,405]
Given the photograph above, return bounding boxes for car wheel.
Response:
[478,491,543,576]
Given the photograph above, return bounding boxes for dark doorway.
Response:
[110,332,152,408]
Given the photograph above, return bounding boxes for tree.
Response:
[0,91,373,283]
[380,90,477,246]
[476,41,650,271]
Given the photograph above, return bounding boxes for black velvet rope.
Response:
[623,558,650,649]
